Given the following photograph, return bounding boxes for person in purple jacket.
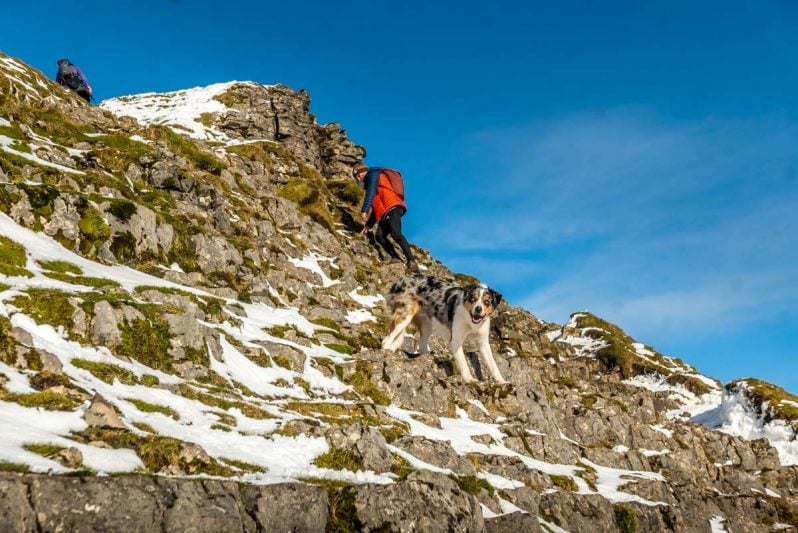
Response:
[55,59,92,103]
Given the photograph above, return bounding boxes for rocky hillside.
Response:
[0,52,796,532]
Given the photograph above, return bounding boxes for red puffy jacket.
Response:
[362,169,406,222]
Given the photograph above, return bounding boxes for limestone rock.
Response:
[84,394,127,429]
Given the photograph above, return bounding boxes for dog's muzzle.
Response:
[471,312,484,324]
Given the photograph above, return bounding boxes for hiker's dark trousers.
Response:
[375,207,415,263]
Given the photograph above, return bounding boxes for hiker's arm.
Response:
[74,67,89,87]
[360,169,380,216]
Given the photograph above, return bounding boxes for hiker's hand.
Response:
[360,226,369,236]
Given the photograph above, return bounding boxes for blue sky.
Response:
[3,1,797,391]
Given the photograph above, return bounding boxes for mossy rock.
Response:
[0,235,32,277]
[78,208,111,243]
[313,449,363,472]
[9,289,75,331]
[37,260,82,275]
[613,503,638,533]
[729,378,798,426]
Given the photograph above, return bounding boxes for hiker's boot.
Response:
[407,261,420,274]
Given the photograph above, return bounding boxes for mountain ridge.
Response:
[0,51,796,532]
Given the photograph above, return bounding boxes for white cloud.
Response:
[421,109,798,340]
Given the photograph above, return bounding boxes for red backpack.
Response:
[380,168,405,200]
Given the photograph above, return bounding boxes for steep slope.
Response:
[1,52,796,532]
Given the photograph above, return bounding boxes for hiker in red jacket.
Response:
[354,164,419,273]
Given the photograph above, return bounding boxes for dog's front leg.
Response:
[449,326,475,382]
[477,330,506,384]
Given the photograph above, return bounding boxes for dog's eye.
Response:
[468,297,477,303]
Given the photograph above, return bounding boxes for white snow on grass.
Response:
[479,471,525,490]
[0,362,35,393]
[650,424,674,438]
[694,383,798,466]
[0,117,11,127]
[709,515,728,532]
[348,287,384,308]
[387,444,452,474]
[539,516,572,533]
[287,252,341,288]
[0,401,143,474]
[0,135,84,175]
[612,445,630,453]
[0,211,365,481]
[624,373,722,421]
[579,458,667,506]
[640,449,670,457]
[468,399,491,416]
[100,82,256,141]
[210,335,307,398]
[345,309,376,324]
[387,405,593,492]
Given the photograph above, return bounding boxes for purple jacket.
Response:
[55,64,90,90]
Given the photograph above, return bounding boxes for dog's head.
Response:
[464,284,503,325]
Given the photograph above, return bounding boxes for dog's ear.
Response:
[489,288,503,308]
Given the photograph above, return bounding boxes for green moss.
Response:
[0,316,18,366]
[141,374,160,387]
[310,317,341,332]
[0,461,30,473]
[146,125,225,175]
[379,422,410,444]
[581,394,598,408]
[287,401,351,418]
[37,260,82,275]
[109,231,136,262]
[556,376,576,388]
[0,390,79,410]
[9,289,74,331]
[132,422,156,434]
[89,135,152,171]
[549,475,578,492]
[272,355,293,370]
[327,179,364,206]
[345,360,391,406]
[42,271,121,288]
[613,503,638,533]
[664,373,713,396]
[78,207,111,243]
[118,318,174,372]
[19,184,59,217]
[313,449,363,472]
[0,235,32,277]
[72,359,138,385]
[133,285,225,319]
[326,486,363,533]
[127,398,179,419]
[389,455,414,481]
[0,186,22,212]
[221,457,263,473]
[9,140,31,153]
[22,443,65,457]
[729,378,798,426]
[452,475,494,497]
[29,371,71,390]
[0,122,26,141]
[179,385,274,420]
[76,428,232,476]
[23,351,43,371]
[325,343,355,355]
[573,313,671,379]
[277,177,335,232]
